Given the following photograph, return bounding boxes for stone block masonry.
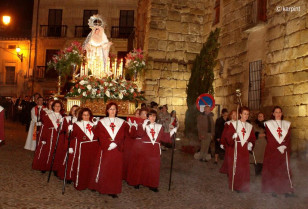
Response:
[137,0,308,152]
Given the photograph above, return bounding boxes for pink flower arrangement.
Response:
[47,41,86,76]
[125,48,146,76]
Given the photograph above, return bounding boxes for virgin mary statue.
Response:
[83,15,112,78]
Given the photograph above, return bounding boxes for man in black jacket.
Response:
[214,108,228,164]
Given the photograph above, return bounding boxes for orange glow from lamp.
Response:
[2,15,11,25]
[16,46,23,62]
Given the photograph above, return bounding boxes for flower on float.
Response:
[105,90,110,97]
[82,92,87,97]
[79,80,85,85]
[78,88,81,93]
[87,85,92,90]
[119,92,123,99]
[130,88,134,93]
[91,89,97,95]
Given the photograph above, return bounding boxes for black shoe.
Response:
[235,190,242,193]
[53,171,58,177]
[66,180,72,184]
[285,193,296,198]
[41,171,46,174]
[272,193,277,197]
[214,161,218,165]
[149,187,159,192]
[134,185,140,189]
[108,194,118,198]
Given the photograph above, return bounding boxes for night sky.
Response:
[0,0,34,38]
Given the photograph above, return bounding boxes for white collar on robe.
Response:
[65,116,77,124]
[45,109,53,114]
[0,106,3,112]
[145,123,162,145]
[99,117,124,141]
[231,120,252,147]
[265,120,291,144]
[75,121,94,141]
[225,120,235,126]
[47,112,62,129]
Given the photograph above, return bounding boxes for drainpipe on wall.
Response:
[32,0,40,96]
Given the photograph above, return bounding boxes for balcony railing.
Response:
[34,66,46,79]
[40,25,67,37]
[111,26,135,39]
[75,26,92,38]
[34,66,58,80]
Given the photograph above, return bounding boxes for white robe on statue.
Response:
[24,106,42,151]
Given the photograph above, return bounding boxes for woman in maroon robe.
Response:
[58,108,99,190]
[226,106,256,192]
[32,100,64,172]
[54,105,79,175]
[36,99,54,147]
[122,109,143,181]
[126,108,148,187]
[219,110,237,174]
[89,102,129,198]
[262,106,294,197]
[133,110,177,192]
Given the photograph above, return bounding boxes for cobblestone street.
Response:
[0,120,307,209]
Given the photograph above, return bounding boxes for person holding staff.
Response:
[226,106,256,192]
[32,100,64,172]
[219,110,237,174]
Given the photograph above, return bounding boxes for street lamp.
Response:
[16,46,23,62]
[2,15,11,25]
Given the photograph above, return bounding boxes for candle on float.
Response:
[107,57,110,75]
[120,59,123,78]
[112,62,115,77]
[114,58,117,78]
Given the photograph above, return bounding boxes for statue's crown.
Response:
[88,15,106,28]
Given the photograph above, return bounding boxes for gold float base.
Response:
[66,98,136,116]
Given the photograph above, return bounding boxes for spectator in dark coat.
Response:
[214,108,229,164]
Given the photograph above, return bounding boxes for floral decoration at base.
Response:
[66,75,146,104]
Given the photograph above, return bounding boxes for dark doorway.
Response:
[5,66,16,85]
[45,49,60,79]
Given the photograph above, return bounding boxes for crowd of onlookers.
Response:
[0,94,54,131]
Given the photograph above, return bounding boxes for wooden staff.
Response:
[232,89,242,191]
[47,120,63,183]
[62,116,74,194]
[168,133,176,191]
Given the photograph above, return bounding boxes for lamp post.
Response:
[16,46,23,62]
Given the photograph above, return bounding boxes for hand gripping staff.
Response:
[62,116,74,195]
[47,119,64,183]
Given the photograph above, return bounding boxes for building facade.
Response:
[0,38,31,97]
[137,0,308,152]
[30,0,138,95]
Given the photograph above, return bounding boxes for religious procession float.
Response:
[47,15,146,116]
